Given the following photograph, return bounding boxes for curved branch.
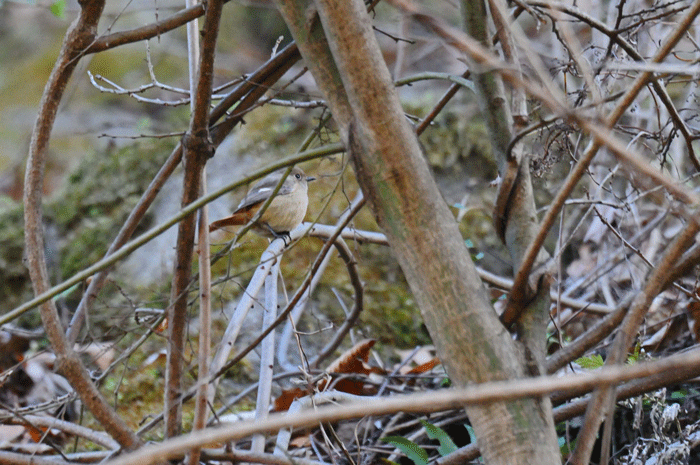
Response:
[22,0,141,449]
[87,5,205,54]
[308,233,364,369]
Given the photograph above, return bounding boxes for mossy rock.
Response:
[0,139,173,320]
[0,198,36,321]
[50,140,172,280]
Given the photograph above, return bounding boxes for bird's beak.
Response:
[306,176,316,182]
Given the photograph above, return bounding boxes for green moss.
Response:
[420,110,497,178]
[102,362,165,435]
[49,139,173,278]
[0,42,62,108]
[0,199,38,319]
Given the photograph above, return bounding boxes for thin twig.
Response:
[65,41,304,342]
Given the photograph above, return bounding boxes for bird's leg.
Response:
[263,223,291,246]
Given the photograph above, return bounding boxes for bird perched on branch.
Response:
[209,167,315,240]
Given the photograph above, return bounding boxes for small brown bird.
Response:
[209,167,315,239]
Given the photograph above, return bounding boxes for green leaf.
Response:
[382,436,428,465]
[50,0,66,18]
[52,281,81,301]
[627,344,641,364]
[420,420,458,456]
[575,354,604,369]
[559,435,575,456]
[463,425,484,463]
[670,389,687,400]
[464,424,477,444]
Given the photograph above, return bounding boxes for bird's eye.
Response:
[295,173,302,180]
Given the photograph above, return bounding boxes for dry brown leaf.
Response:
[324,339,376,375]
[273,339,385,411]
[289,433,311,448]
[273,387,308,412]
[687,301,700,342]
[25,425,48,444]
[405,357,440,375]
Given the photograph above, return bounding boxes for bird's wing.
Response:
[236,175,295,210]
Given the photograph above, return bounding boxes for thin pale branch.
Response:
[0,451,70,465]
[5,414,119,450]
[251,259,281,453]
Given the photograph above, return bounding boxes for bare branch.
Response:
[103,348,700,465]
[22,0,141,449]
[86,4,205,54]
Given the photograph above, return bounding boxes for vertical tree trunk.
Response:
[274,0,561,462]
[164,0,224,437]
